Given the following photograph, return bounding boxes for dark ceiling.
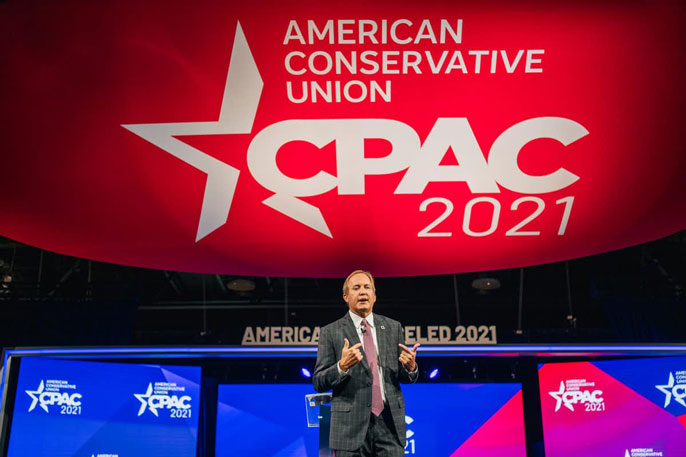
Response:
[0,231,684,347]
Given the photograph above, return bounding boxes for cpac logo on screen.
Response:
[25,380,82,413]
[625,448,664,457]
[655,372,686,408]
[134,383,192,417]
[548,381,603,412]
[123,22,587,240]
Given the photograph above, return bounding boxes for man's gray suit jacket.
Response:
[313,313,416,452]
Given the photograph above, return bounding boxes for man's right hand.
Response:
[339,338,363,372]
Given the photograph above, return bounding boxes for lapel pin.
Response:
[380,325,385,330]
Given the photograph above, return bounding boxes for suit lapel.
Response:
[375,315,390,367]
[341,314,360,346]
[341,313,371,375]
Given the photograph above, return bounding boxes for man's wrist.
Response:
[337,361,349,375]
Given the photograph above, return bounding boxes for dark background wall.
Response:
[0,231,683,348]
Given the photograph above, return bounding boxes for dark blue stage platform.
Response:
[2,345,686,456]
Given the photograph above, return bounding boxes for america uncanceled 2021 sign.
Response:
[0,1,684,276]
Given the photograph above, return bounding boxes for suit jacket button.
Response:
[367,403,371,407]
[367,382,371,386]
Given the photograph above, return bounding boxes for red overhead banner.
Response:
[1,1,684,276]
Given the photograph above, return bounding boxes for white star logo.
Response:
[548,381,572,412]
[655,372,685,408]
[25,379,47,412]
[134,382,157,417]
[122,22,263,242]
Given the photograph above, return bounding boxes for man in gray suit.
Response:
[313,270,419,457]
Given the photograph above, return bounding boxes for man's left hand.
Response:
[398,343,420,371]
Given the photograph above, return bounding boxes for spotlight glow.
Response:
[301,367,312,378]
[429,368,439,379]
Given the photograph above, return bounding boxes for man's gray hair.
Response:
[342,270,376,295]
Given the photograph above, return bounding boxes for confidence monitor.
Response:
[539,356,686,457]
[6,357,201,457]
[215,382,526,456]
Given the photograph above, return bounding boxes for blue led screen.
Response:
[215,382,525,456]
[7,357,201,457]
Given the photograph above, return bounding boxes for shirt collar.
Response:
[349,310,375,329]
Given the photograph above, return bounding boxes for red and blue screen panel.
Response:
[539,357,686,457]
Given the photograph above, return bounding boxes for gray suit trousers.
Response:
[333,408,404,457]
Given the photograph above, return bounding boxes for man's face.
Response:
[344,273,376,318]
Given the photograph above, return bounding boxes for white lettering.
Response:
[414,20,437,44]
[337,19,356,44]
[488,117,587,193]
[308,20,334,44]
[246,117,586,235]
[390,19,413,44]
[285,51,306,75]
[525,50,545,73]
[283,21,305,45]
